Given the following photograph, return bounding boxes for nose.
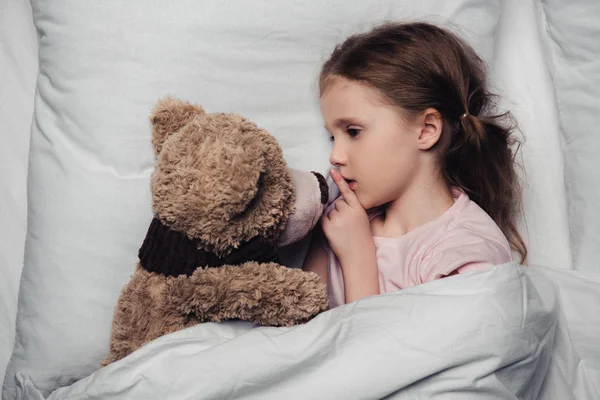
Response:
[329,140,347,167]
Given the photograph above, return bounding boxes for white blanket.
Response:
[4,2,600,398]
[14,263,598,400]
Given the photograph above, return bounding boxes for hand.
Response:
[321,169,375,265]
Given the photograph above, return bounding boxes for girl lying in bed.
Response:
[303,21,527,308]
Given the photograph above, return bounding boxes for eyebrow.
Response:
[323,118,361,132]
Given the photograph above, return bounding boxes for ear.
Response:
[417,108,443,150]
[150,96,205,156]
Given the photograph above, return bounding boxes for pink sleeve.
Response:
[419,233,512,283]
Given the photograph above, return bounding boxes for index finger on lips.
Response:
[330,169,360,207]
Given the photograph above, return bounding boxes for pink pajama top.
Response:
[324,188,513,308]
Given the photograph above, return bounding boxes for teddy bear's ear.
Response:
[149,96,205,156]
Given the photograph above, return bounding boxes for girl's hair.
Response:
[319,21,527,264]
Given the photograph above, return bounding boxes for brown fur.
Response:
[103,96,329,366]
[151,109,295,255]
[102,262,328,366]
[150,96,205,156]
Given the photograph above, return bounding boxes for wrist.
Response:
[340,246,380,303]
[338,239,377,270]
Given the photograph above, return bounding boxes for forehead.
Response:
[319,77,402,128]
[320,78,383,111]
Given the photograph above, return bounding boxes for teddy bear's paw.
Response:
[249,263,329,326]
[180,262,328,326]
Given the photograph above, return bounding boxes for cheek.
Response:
[387,133,419,170]
[368,147,416,198]
[372,142,410,174]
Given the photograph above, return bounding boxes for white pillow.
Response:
[541,0,600,273]
[2,1,500,397]
[0,0,38,393]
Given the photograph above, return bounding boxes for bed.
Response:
[1,0,599,398]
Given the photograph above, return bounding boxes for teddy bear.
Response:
[101,97,330,366]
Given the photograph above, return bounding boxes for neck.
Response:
[379,174,454,237]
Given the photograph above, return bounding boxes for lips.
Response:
[343,177,357,190]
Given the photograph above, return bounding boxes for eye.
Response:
[346,127,361,138]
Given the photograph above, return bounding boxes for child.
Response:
[302,22,527,308]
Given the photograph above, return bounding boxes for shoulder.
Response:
[419,194,513,282]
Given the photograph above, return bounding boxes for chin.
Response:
[355,193,374,210]
[361,196,388,211]
[354,188,385,210]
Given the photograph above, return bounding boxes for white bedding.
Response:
[2,0,600,399]
[0,0,38,392]
[540,0,600,273]
[3,1,504,398]
[13,263,598,400]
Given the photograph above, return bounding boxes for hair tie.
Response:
[460,112,468,121]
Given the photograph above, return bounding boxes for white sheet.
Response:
[3,0,600,398]
[540,0,600,273]
[0,0,38,393]
[3,2,503,398]
[11,263,597,400]
[534,267,600,399]
[491,0,572,270]
[17,264,573,400]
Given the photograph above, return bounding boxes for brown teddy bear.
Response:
[102,97,330,366]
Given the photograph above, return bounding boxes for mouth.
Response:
[343,177,357,190]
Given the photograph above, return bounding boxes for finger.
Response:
[333,198,347,212]
[320,213,330,227]
[322,207,334,221]
[330,169,360,208]
[328,207,339,220]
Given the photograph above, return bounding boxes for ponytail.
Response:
[446,109,527,263]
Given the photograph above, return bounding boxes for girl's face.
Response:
[320,77,424,210]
